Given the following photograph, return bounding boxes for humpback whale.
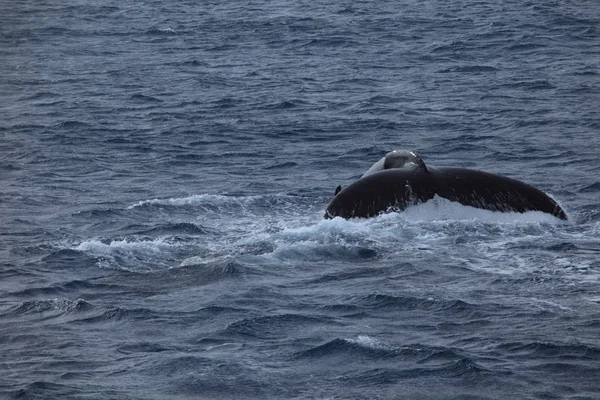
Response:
[324,150,567,220]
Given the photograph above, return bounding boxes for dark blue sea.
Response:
[1,1,599,399]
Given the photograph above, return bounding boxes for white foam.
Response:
[73,237,185,271]
[398,196,565,224]
[346,335,387,349]
[282,216,372,240]
[127,194,241,209]
[75,237,173,253]
[80,193,585,277]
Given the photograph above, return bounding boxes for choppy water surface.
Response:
[1,0,599,398]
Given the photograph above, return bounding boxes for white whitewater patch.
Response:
[345,335,429,355]
[75,237,175,253]
[278,197,563,251]
[346,335,389,349]
[399,196,565,224]
[74,237,186,271]
[78,194,586,276]
[258,198,590,283]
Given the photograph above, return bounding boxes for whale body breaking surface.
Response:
[324,150,567,220]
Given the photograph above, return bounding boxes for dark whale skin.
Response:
[324,167,567,220]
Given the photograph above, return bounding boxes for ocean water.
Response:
[1,0,599,398]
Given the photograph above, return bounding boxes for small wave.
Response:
[210,96,244,109]
[545,242,579,252]
[11,381,72,399]
[71,207,124,218]
[301,37,358,48]
[22,91,62,101]
[265,99,308,109]
[129,93,163,103]
[271,241,379,262]
[265,161,298,170]
[117,342,173,354]
[145,27,177,35]
[74,306,155,324]
[308,265,394,285]
[366,94,399,104]
[9,298,92,317]
[358,294,484,317]
[295,335,487,378]
[295,337,398,360]
[346,335,387,349]
[442,357,490,378]
[506,42,546,51]
[176,259,250,281]
[438,65,499,73]
[73,237,181,271]
[497,341,600,360]
[221,313,326,339]
[132,222,211,236]
[528,362,599,375]
[102,137,136,144]
[179,59,205,66]
[430,39,470,53]
[9,279,121,298]
[54,120,90,129]
[144,355,214,377]
[41,248,96,264]
[346,357,490,384]
[503,79,556,90]
[579,182,600,193]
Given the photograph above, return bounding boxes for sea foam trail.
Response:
[127,194,248,209]
[126,193,310,210]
